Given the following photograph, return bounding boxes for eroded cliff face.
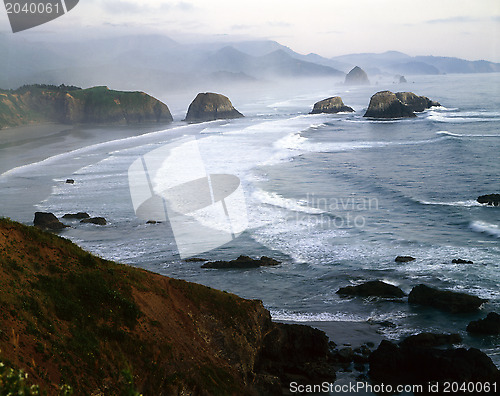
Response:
[0,218,335,395]
[0,85,173,129]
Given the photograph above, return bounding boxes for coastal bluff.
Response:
[184,92,244,122]
[0,218,335,394]
[0,84,173,129]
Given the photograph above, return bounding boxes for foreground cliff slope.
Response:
[0,84,173,129]
[0,218,333,395]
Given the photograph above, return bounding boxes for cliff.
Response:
[184,92,244,123]
[0,218,335,395]
[0,84,173,129]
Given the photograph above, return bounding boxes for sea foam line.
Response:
[470,221,500,238]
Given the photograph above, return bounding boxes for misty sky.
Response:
[1,0,499,61]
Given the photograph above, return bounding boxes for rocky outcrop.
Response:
[62,212,90,220]
[477,193,500,206]
[336,280,405,298]
[467,312,500,335]
[0,218,339,394]
[363,91,416,118]
[184,92,244,122]
[345,66,370,85]
[80,217,107,226]
[201,255,280,269]
[408,284,487,313]
[0,84,173,129]
[452,258,474,264]
[395,255,415,262]
[369,339,500,391]
[399,333,462,348]
[395,92,440,112]
[309,97,354,114]
[33,212,67,231]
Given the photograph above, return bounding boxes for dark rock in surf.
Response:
[184,92,244,122]
[395,92,440,112]
[345,66,370,85]
[395,256,415,263]
[201,255,280,269]
[467,312,500,335]
[363,91,416,118]
[310,97,354,114]
[62,212,90,220]
[400,333,462,348]
[369,339,500,389]
[336,280,405,298]
[66,179,75,184]
[477,193,500,206]
[80,217,107,226]
[34,212,68,231]
[452,258,474,264]
[408,284,487,313]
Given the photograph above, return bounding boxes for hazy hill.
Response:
[0,218,335,394]
[0,84,173,129]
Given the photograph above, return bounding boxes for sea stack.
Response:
[345,66,370,85]
[184,92,244,123]
[364,91,416,118]
[395,92,440,112]
[310,97,354,114]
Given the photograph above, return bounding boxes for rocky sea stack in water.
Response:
[345,66,370,85]
[395,92,440,112]
[477,193,500,206]
[364,91,416,119]
[310,97,354,114]
[184,92,244,122]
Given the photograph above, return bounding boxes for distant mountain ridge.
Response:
[1,34,499,92]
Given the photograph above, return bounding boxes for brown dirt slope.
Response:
[0,218,334,395]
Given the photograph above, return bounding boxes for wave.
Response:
[419,199,483,208]
[270,310,365,322]
[252,189,324,214]
[470,221,500,238]
[436,131,500,138]
[428,110,500,123]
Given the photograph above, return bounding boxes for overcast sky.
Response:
[1,0,499,61]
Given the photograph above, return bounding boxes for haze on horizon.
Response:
[0,0,499,62]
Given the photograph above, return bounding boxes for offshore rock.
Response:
[310,97,354,114]
[345,66,370,85]
[336,280,405,298]
[477,193,500,206]
[363,91,416,118]
[467,312,500,335]
[408,284,487,313]
[202,255,280,269]
[80,217,107,226]
[395,255,416,263]
[184,92,244,122]
[33,212,68,231]
[395,92,440,112]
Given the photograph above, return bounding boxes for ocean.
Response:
[1,73,499,368]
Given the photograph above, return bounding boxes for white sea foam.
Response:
[436,131,500,138]
[270,310,365,322]
[470,221,500,238]
[252,189,324,214]
[419,199,484,207]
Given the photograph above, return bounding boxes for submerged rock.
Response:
[202,255,280,269]
[395,92,440,112]
[395,255,416,263]
[363,91,416,118]
[369,339,500,389]
[467,312,500,335]
[336,280,405,298]
[184,92,244,122]
[452,258,474,264]
[477,193,500,206]
[310,97,354,114]
[408,284,487,313]
[34,212,68,231]
[345,66,370,85]
[62,212,90,220]
[80,217,107,226]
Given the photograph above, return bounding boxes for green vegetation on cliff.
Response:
[0,218,334,395]
[0,84,173,129]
